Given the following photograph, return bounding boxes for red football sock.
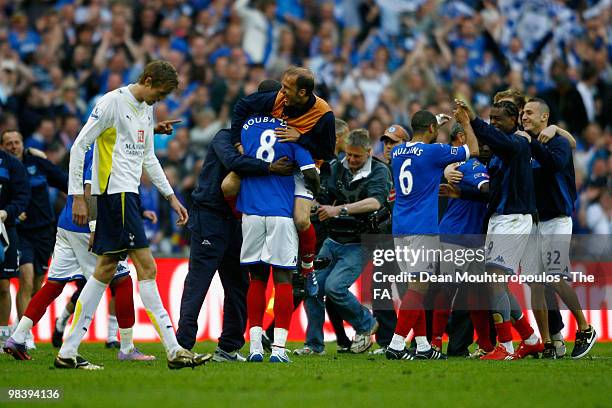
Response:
[395,289,425,337]
[432,291,451,348]
[24,281,65,324]
[247,280,267,328]
[111,276,135,328]
[495,321,513,343]
[414,309,427,337]
[273,283,294,330]
[297,224,316,274]
[470,310,494,352]
[224,195,242,220]
[513,315,534,341]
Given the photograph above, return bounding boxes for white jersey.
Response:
[68,86,173,197]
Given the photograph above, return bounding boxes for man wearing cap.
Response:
[380,125,411,165]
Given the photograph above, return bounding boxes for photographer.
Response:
[296,129,392,354]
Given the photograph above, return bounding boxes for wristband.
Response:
[89,220,96,232]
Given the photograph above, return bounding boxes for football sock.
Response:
[394,289,424,337]
[389,334,406,351]
[249,326,263,354]
[247,280,267,328]
[59,277,107,359]
[470,310,494,351]
[119,328,134,354]
[551,332,563,341]
[56,307,72,331]
[495,321,514,353]
[297,224,316,274]
[415,336,431,352]
[107,315,119,342]
[113,277,135,328]
[513,315,535,342]
[11,317,33,344]
[273,283,293,331]
[272,327,288,352]
[139,279,181,359]
[24,282,65,325]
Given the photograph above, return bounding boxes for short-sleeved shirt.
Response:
[392,141,469,235]
[237,116,315,218]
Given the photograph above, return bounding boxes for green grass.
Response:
[1,342,610,408]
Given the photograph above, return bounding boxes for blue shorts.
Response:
[92,192,148,257]
[17,225,56,275]
[0,226,20,279]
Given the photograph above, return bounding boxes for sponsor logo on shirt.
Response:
[137,129,145,143]
[451,147,459,155]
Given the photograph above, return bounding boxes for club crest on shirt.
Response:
[451,147,459,155]
[137,130,145,143]
[27,165,37,175]
[91,106,101,120]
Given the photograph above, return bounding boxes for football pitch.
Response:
[1,342,610,408]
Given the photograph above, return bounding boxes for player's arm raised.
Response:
[454,101,479,158]
[69,96,115,225]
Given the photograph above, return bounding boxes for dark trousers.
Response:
[177,208,249,352]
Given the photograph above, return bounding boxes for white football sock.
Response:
[249,326,263,354]
[139,279,181,359]
[551,332,563,341]
[272,328,288,352]
[59,277,107,359]
[56,307,72,331]
[107,314,119,342]
[11,317,33,344]
[524,333,539,346]
[502,341,514,354]
[389,334,406,351]
[415,336,431,352]
[119,328,134,354]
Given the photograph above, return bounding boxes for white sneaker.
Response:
[293,346,325,355]
[350,321,378,354]
[269,350,291,363]
[25,331,36,350]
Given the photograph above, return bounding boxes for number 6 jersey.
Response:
[237,115,315,218]
[391,142,469,235]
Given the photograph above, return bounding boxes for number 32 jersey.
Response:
[237,115,315,218]
[391,142,469,235]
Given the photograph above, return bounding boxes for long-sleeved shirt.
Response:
[191,129,272,216]
[68,86,173,197]
[0,150,30,227]
[471,118,536,217]
[230,90,336,161]
[529,135,577,221]
[19,153,68,230]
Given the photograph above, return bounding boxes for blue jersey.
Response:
[392,142,468,235]
[439,158,489,246]
[237,116,315,218]
[57,146,94,233]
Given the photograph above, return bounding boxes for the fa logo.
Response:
[137,130,145,143]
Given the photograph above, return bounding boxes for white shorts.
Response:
[521,216,572,278]
[393,235,439,276]
[47,228,130,282]
[440,242,485,277]
[484,213,533,275]
[294,173,313,200]
[240,215,298,268]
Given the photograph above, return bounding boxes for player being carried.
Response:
[238,114,320,363]
[386,108,479,360]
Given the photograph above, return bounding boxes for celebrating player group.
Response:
[1,60,597,370]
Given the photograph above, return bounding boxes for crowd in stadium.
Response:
[0,0,609,255]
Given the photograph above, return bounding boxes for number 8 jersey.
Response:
[391,142,469,235]
[237,115,315,218]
